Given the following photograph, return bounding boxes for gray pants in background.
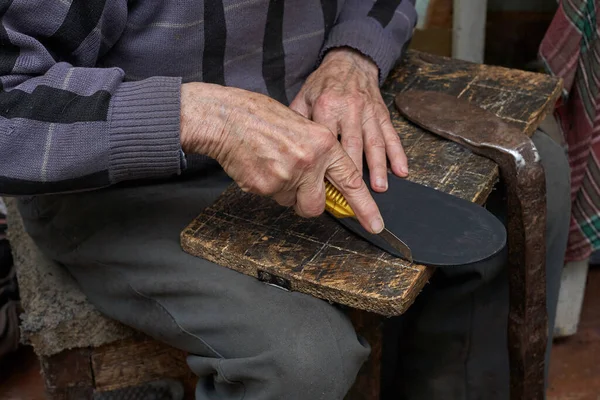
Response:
[18,130,570,400]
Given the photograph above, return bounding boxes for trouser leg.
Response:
[19,128,570,400]
[385,130,571,399]
[18,168,369,400]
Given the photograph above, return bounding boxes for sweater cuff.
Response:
[319,18,409,86]
[108,76,184,183]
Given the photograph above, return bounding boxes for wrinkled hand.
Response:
[290,47,408,192]
[180,82,385,233]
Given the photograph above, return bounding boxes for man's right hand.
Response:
[180,82,384,234]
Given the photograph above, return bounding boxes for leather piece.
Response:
[395,89,548,400]
[335,169,507,266]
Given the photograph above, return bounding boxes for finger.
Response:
[362,113,388,192]
[294,179,326,218]
[326,148,383,234]
[273,190,297,207]
[289,94,311,119]
[339,107,364,172]
[381,118,408,177]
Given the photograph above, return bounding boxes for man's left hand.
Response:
[290,47,408,193]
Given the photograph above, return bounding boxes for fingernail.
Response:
[376,178,387,190]
[401,165,409,175]
[371,217,384,234]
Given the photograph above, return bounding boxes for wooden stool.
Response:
[8,50,561,400]
[6,197,199,399]
[180,51,562,400]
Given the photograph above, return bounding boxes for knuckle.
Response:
[297,199,325,218]
[315,93,334,110]
[252,184,270,196]
[363,104,378,119]
[251,177,280,196]
[343,169,365,191]
[385,131,401,144]
[302,206,322,218]
[294,146,317,167]
[315,91,343,112]
[349,92,365,108]
[295,181,326,218]
[294,204,308,218]
[366,135,386,150]
[372,165,388,176]
[273,163,292,182]
[342,135,363,150]
[275,195,295,207]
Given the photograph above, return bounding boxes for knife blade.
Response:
[324,179,413,263]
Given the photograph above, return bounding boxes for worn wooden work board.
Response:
[181,50,561,317]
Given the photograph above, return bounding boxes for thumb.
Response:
[326,146,383,234]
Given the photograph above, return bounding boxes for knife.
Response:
[324,179,414,263]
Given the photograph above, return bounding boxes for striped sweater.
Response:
[0,0,417,196]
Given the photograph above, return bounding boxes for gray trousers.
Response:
[18,130,570,400]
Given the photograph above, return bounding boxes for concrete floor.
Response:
[547,265,600,400]
[1,267,599,399]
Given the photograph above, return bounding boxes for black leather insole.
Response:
[335,170,507,266]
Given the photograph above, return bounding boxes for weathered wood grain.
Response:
[181,187,432,316]
[181,50,561,317]
[41,348,94,399]
[39,335,198,400]
[92,336,196,396]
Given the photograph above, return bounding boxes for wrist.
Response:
[180,82,229,158]
[322,47,379,81]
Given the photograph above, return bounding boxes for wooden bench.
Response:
[8,50,561,400]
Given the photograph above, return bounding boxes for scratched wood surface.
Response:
[181,50,561,317]
[41,335,197,399]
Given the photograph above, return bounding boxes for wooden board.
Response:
[40,335,197,400]
[41,348,94,399]
[92,336,196,394]
[181,50,561,317]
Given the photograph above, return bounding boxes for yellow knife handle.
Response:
[324,180,355,219]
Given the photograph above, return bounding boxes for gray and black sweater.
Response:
[0,0,417,196]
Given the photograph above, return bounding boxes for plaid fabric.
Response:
[539,0,600,262]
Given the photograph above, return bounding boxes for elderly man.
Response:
[0,1,570,399]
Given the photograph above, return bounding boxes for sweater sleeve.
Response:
[0,0,185,196]
[320,0,418,85]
